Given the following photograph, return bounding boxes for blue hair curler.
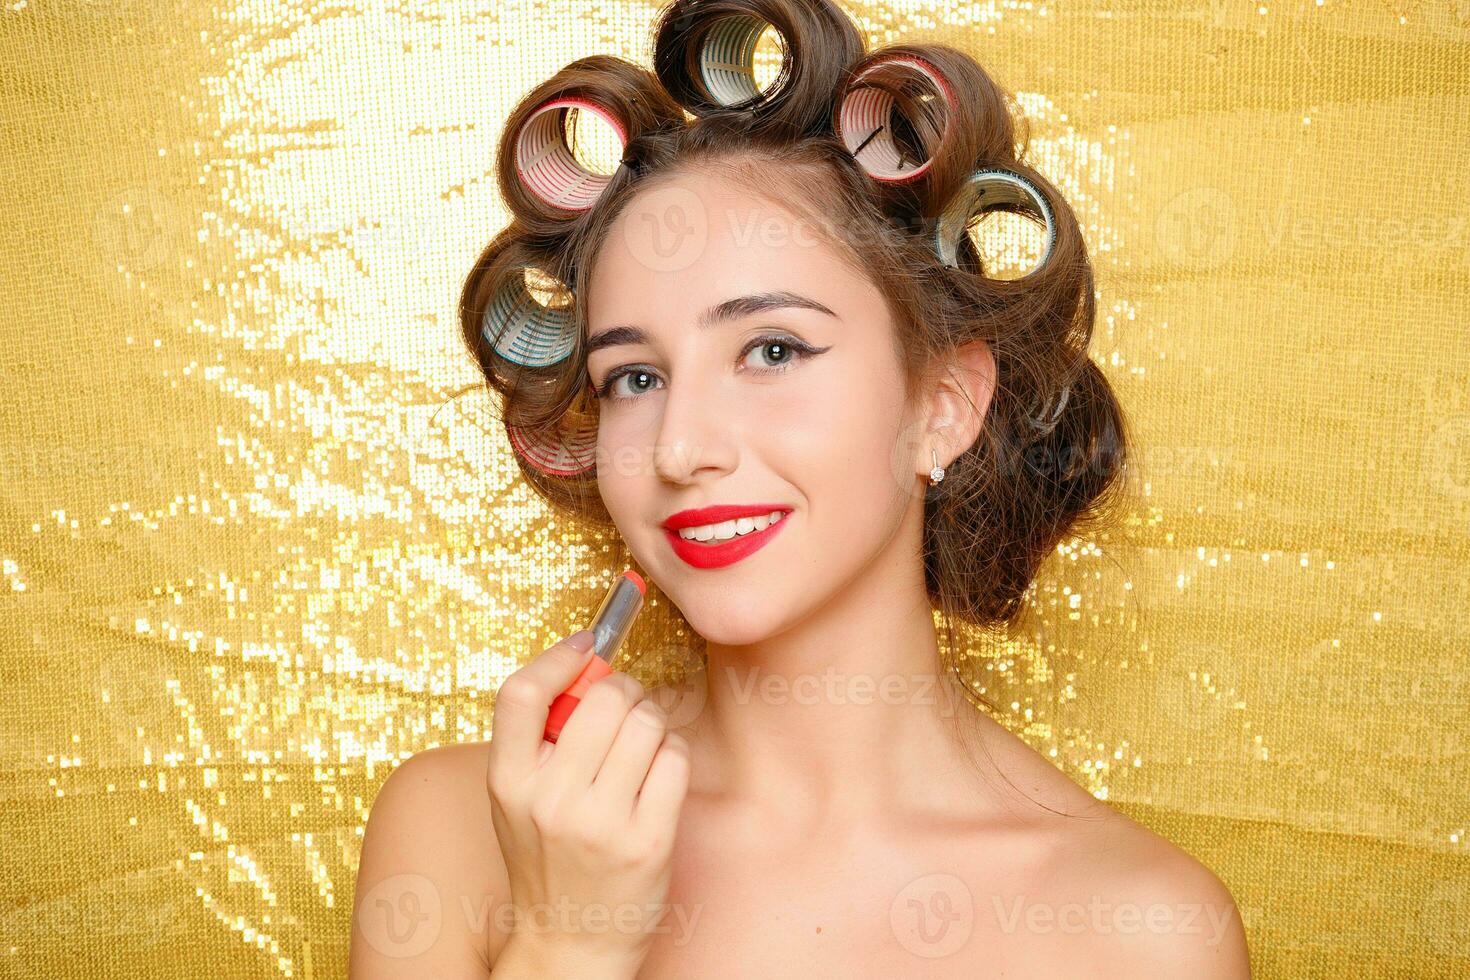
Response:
[932,168,1057,275]
[697,15,778,107]
[481,269,577,369]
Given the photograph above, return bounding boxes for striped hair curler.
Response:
[656,10,794,115]
[835,53,957,183]
[481,267,577,369]
[507,417,598,478]
[698,15,775,107]
[514,97,628,212]
[932,168,1057,275]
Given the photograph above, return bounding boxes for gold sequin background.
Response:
[1,0,1465,976]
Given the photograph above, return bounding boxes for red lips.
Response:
[662,503,792,530]
[662,504,793,570]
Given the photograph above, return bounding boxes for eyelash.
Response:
[592,333,829,403]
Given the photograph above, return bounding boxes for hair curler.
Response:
[835,53,957,184]
[543,569,647,743]
[482,266,577,368]
[931,168,1057,275]
[514,96,628,212]
[506,413,599,478]
[651,0,862,134]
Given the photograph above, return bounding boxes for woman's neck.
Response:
[682,538,993,831]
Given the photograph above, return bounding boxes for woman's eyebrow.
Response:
[585,290,839,356]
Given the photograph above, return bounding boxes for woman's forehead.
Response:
[588,169,874,330]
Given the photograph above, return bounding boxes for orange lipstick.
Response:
[542,569,647,743]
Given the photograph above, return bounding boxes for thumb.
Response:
[554,629,597,668]
[532,629,600,690]
[488,630,599,772]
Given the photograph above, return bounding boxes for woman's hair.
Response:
[459,0,1134,723]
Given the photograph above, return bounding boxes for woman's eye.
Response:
[598,368,664,401]
[743,338,800,371]
[593,334,830,403]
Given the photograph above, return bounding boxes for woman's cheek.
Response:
[780,365,898,463]
[595,416,648,517]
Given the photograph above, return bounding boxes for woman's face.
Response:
[585,167,926,645]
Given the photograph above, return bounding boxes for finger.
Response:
[590,700,668,813]
[540,672,645,792]
[633,735,691,839]
[488,632,597,780]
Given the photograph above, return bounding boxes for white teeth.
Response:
[677,509,785,542]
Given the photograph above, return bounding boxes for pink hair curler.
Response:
[506,416,598,478]
[514,97,629,212]
[835,53,957,183]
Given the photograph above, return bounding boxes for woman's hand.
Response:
[485,632,691,976]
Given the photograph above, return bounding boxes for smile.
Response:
[662,507,792,569]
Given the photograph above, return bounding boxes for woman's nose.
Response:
[651,374,738,485]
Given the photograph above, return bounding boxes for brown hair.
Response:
[459,0,1135,750]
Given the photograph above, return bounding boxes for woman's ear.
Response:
[916,338,996,477]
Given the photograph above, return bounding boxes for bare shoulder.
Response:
[1049,804,1253,978]
[962,716,1250,976]
[350,740,508,978]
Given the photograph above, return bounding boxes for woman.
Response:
[350,0,1252,976]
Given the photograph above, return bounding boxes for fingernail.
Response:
[567,629,596,652]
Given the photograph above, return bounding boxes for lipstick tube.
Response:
[542,569,647,743]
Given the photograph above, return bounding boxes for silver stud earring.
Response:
[928,447,946,485]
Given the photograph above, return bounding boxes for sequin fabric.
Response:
[1,1,1466,976]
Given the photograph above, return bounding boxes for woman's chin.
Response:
[670,598,790,649]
